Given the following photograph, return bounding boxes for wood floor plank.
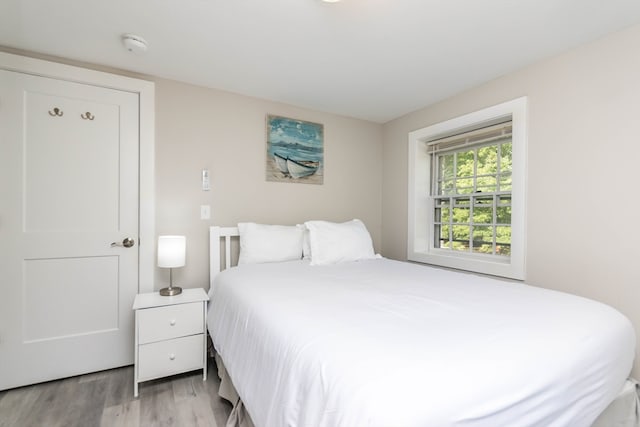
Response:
[100,400,140,427]
[174,394,218,427]
[0,384,43,427]
[40,376,81,427]
[14,378,65,427]
[61,375,109,427]
[171,374,198,402]
[104,365,134,408]
[139,388,177,427]
[0,361,231,427]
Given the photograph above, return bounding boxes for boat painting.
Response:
[273,152,320,179]
[287,158,319,179]
[274,152,289,175]
[266,115,323,184]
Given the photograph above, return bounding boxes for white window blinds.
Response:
[426,121,512,155]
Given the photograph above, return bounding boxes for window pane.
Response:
[456,178,473,194]
[439,179,455,195]
[476,175,497,192]
[496,226,511,256]
[440,154,454,180]
[496,206,511,224]
[440,207,450,223]
[498,195,511,205]
[456,150,474,178]
[499,172,512,191]
[452,225,470,251]
[478,145,498,174]
[473,207,493,224]
[472,225,494,254]
[452,206,470,223]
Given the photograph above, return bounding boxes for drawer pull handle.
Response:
[170,319,176,326]
[169,353,176,360]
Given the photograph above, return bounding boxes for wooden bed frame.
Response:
[209,226,239,289]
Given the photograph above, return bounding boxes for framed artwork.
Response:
[266,115,324,184]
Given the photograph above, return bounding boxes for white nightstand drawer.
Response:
[133,288,209,397]
[138,302,203,344]
[138,334,204,381]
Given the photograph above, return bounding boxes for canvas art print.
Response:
[266,115,324,184]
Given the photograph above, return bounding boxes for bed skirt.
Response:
[592,378,640,427]
[215,353,256,427]
[214,353,639,427]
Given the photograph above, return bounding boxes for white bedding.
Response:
[207,258,635,427]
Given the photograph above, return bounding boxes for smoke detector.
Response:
[122,34,148,54]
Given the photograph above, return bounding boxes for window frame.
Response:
[407,97,527,280]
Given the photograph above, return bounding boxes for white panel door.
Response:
[0,70,139,390]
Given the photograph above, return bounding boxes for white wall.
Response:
[0,47,383,298]
[381,24,640,374]
[155,79,383,291]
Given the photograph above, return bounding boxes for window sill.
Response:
[408,249,524,280]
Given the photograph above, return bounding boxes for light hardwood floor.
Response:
[0,360,232,427]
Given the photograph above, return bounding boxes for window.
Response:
[432,122,512,256]
[408,98,527,280]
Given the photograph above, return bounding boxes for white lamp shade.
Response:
[157,235,186,268]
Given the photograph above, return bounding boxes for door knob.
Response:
[111,237,135,248]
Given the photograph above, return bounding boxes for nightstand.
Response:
[132,288,209,397]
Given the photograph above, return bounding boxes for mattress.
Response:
[207,258,635,427]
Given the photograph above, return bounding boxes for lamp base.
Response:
[159,286,182,296]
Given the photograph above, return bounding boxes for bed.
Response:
[207,222,638,427]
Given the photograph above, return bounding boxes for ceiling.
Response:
[2,0,640,123]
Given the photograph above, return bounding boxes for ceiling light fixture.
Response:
[322,0,341,3]
[122,34,148,54]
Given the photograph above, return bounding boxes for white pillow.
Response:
[238,223,304,265]
[304,219,378,265]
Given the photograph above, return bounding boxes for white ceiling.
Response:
[2,0,640,123]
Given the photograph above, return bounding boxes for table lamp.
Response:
[158,235,185,296]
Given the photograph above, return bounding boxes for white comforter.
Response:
[207,259,635,427]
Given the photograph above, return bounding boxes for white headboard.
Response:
[209,226,240,289]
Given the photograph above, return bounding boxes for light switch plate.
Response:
[202,169,210,191]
